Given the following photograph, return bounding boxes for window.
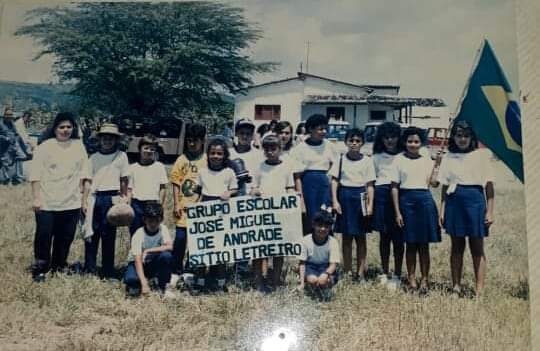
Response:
[370,110,386,121]
[255,105,281,121]
[326,107,345,120]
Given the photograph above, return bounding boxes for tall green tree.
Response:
[16,2,276,119]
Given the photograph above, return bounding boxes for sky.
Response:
[0,0,519,112]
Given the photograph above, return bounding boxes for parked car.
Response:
[326,119,349,154]
[112,116,186,163]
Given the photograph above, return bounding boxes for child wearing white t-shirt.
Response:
[191,138,238,294]
[127,135,168,235]
[298,211,341,301]
[250,135,296,293]
[432,120,495,296]
[390,127,440,294]
[123,202,174,297]
[83,124,129,279]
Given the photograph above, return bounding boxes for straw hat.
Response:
[96,123,122,136]
[106,203,134,226]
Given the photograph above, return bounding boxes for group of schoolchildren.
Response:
[30,111,495,300]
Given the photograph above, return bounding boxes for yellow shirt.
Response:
[170,153,207,227]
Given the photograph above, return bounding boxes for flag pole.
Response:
[429,39,486,186]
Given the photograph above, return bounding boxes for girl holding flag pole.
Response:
[430,120,495,297]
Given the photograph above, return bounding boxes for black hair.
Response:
[400,126,426,151]
[275,121,294,151]
[42,112,80,141]
[448,120,478,153]
[185,123,207,140]
[373,122,402,154]
[344,128,364,143]
[261,134,281,149]
[295,122,306,135]
[304,114,328,133]
[312,210,334,226]
[256,123,270,137]
[206,137,230,169]
[143,201,163,219]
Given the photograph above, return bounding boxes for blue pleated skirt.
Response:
[399,189,441,244]
[444,185,487,238]
[336,186,366,236]
[302,170,331,221]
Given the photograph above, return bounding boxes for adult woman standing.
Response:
[433,121,494,296]
[29,112,90,282]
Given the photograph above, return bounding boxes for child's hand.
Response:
[173,204,182,219]
[250,188,262,197]
[220,191,231,201]
[300,197,306,214]
[32,198,41,212]
[333,201,342,215]
[439,214,445,228]
[485,211,494,227]
[141,281,151,295]
[366,206,373,217]
[396,213,404,228]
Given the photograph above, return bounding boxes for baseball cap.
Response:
[234,118,255,132]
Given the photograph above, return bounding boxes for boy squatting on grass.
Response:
[123,202,174,297]
[298,211,341,299]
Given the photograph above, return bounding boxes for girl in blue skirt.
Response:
[372,122,404,286]
[391,127,441,292]
[291,114,337,234]
[432,121,494,296]
[330,129,375,281]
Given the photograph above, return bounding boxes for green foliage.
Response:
[15,2,276,121]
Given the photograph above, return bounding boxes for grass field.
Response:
[0,178,529,350]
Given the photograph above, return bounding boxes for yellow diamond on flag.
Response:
[480,85,521,153]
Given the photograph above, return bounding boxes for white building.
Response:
[234,72,449,129]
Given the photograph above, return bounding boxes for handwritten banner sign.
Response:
[186,195,303,266]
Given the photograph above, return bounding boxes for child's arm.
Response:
[142,240,173,256]
[439,185,448,228]
[134,254,150,295]
[159,184,166,207]
[298,261,305,290]
[294,173,305,213]
[331,177,341,215]
[120,176,129,198]
[366,181,375,216]
[172,184,182,218]
[485,181,495,227]
[81,179,91,215]
[391,182,404,227]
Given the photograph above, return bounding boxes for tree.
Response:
[16,2,276,120]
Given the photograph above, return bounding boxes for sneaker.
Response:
[377,274,388,285]
[126,286,141,297]
[169,274,181,288]
[386,276,402,291]
[319,288,333,302]
[162,288,177,299]
[32,273,46,283]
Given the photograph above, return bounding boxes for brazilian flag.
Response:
[454,39,523,182]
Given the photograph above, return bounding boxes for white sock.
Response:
[197,278,205,287]
[217,279,226,287]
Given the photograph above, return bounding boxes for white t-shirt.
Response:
[253,160,295,196]
[290,139,337,172]
[372,152,399,185]
[29,138,90,211]
[230,146,264,192]
[89,151,129,192]
[128,162,168,200]
[127,224,172,262]
[390,153,435,190]
[299,234,341,265]
[329,154,376,187]
[437,148,495,186]
[196,167,238,197]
